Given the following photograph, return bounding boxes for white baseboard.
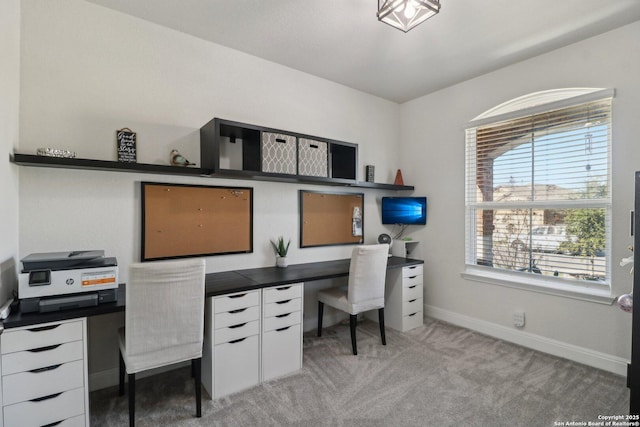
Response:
[424,304,628,376]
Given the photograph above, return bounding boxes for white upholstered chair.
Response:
[316,244,389,355]
[118,258,206,427]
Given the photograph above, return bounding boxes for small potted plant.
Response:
[271,236,291,268]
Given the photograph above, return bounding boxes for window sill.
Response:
[461,266,615,305]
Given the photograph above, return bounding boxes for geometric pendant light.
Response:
[377,0,441,33]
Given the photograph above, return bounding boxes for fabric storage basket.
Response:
[261,132,297,175]
[298,138,328,177]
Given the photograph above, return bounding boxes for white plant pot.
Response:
[276,256,288,268]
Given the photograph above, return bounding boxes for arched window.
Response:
[465,88,612,297]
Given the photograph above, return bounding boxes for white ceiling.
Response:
[85,0,640,103]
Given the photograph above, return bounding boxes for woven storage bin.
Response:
[298,138,328,177]
[261,132,296,175]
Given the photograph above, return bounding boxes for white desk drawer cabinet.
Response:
[402,311,423,332]
[263,297,301,318]
[4,387,86,427]
[403,264,423,278]
[405,283,423,301]
[384,265,424,332]
[214,291,260,313]
[262,283,303,382]
[213,320,260,345]
[203,289,261,399]
[1,320,82,354]
[3,359,84,406]
[2,340,83,376]
[214,305,260,328]
[263,284,302,304]
[213,334,260,398]
[263,311,301,332]
[0,318,89,427]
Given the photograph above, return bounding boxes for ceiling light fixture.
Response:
[377,0,441,33]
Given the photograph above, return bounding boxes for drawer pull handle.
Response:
[408,312,417,317]
[276,299,291,305]
[408,276,417,279]
[229,337,247,344]
[276,286,291,291]
[30,363,62,373]
[228,293,247,299]
[276,138,287,143]
[229,322,247,329]
[408,266,417,269]
[42,420,64,427]
[408,285,417,289]
[408,299,417,303]
[28,324,60,332]
[229,308,247,314]
[275,313,291,318]
[29,344,62,353]
[276,326,291,332]
[30,392,63,402]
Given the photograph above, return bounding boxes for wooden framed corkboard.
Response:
[141,182,253,261]
[299,190,364,248]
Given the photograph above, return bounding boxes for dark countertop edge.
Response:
[4,257,423,328]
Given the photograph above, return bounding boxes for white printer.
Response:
[19,250,119,313]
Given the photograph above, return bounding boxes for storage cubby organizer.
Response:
[201,118,358,182]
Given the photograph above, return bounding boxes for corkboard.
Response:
[300,190,364,248]
[142,182,252,261]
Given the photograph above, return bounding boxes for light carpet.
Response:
[90,317,629,426]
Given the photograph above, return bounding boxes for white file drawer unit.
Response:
[384,264,424,332]
[261,283,303,382]
[203,289,261,399]
[0,318,89,427]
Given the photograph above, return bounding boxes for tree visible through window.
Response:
[465,90,612,290]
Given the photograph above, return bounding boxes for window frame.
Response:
[464,88,614,302]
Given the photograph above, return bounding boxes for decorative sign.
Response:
[116,128,137,163]
[365,165,375,182]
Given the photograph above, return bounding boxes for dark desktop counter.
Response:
[3,256,423,328]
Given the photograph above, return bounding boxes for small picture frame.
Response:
[116,128,137,163]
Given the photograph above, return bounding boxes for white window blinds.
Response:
[465,96,611,288]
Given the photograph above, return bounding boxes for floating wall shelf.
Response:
[10,154,414,191]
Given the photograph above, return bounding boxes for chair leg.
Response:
[350,314,358,355]
[317,301,324,337]
[128,373,136,427]
[119,350,125,396]
[194,357,202,418]
[378,308,386,346]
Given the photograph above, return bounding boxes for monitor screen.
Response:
[381,197,427,225]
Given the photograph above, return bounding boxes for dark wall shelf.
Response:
[11,153,211,177]
[11,153,414,191]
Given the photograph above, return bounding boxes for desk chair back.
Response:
[119,258,205,426]
[347,244,389,314]
[125,258,206,372]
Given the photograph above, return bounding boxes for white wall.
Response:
[17,0,638,387]
[0,0,20,306]
[17,0,402,386]
[401,21,640,373]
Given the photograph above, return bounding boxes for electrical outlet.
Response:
[513,311,525,328]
